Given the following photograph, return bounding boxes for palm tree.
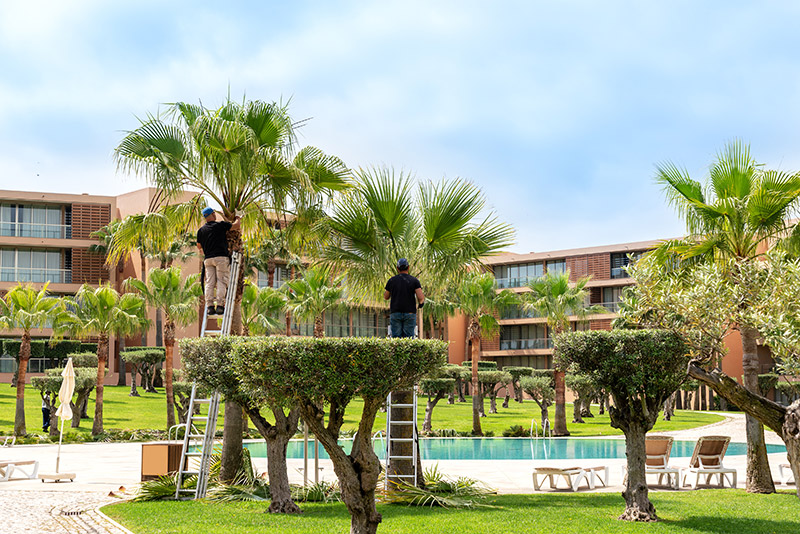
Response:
[523,270,605,437]
[455,272,518,435]
[241,282,286,336]
[323,167,515,305]
[63,284,147,435]
[125,267,202,428]
[0,284,63,436]
[115,97,350,480]
[283,266,344,338]
[655,140,800,492]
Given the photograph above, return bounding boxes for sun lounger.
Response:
[532,466,598,491]
[1,436,15,447]
[0,460,40,481]
[779,463,795,485]
[679,436,737,489]
[621,435,680,489]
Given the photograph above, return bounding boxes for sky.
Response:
[2,1,800,254]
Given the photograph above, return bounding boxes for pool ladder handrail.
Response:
[529,418,552,439]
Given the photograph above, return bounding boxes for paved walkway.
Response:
[0,412,793,532]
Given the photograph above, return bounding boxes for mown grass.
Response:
[1,385,724,439]
[103,490,800,534]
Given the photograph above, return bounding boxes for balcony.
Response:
[496,276,532,289]
[0,222,72,240]
[499,338,552,350]
[611,266,630,279]
[0,267,72,284]
[593,301,620,313]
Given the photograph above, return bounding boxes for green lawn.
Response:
[103,491,800,534]
[0,385,723,439]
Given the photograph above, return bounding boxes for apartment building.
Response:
[447,239,776,383]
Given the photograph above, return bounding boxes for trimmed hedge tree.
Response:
[234,336,446,534]
[180,336,302,513]
[555,329,688,522]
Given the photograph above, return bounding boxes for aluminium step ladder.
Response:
[384,388,419,488]
[175,251,241,500]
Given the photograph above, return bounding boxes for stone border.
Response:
[52,499,134,534]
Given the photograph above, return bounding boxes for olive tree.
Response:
[479,370,511,415]
[419,373,456,433]
[520,374,554,429]
[504,366,534,404]
[566,372,598,423]
[440,363,469,404]
[556,330,688,522]
[180,336,302,513]
[234,336,446,534]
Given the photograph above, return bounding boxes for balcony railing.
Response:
[0,267,72,284]
[593,301,620,313]
[0,222,72,239]
[495,276,533,289]
[611,266,630,279]
[499,338,553,350]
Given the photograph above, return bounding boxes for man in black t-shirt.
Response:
[383,258,425,338]
[197,207,240,316]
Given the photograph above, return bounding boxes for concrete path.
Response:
[0,412,794,532]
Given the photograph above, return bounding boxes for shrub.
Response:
[45,340,82,366]
[80,342,98,354]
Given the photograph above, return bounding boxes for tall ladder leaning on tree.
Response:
[175,251,242,500]
[384,307,424,490]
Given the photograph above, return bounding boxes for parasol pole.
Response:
[56,417,64,473]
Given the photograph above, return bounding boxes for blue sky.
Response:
[2,1,800,253]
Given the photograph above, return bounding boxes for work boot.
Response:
[207,306,217,316]
[215,305,225,316]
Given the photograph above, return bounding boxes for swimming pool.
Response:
[244,437,787,461]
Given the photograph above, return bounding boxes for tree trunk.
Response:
[447,389,454,405]
[693,385,700,410]
[740,326,776,493]
[470,332,482,435]
[129,366,140,397]
[220,400,244,483]
[783,400,800,500]
[663,393,675,421]
[478,384,486,418]
[581,399,594,418]
[515,380,524,403]
[553,369,570,436]
[502,391,510,409]
[313,315,324,338]
[540,405,549,430]
[14,332,31,436]
[675,390,683,410]
[573,395,585,423]
[456,376,466,403]
[116,337,126,386]
[620,425,658,521]
[423,392,444,433]
[92,334,109,435]
[48,404,59,438]
[700,384,708,411]
[164,320,176,429]
[247,406,301,514]
[488,388,498,414]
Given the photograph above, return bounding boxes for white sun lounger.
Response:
[0,460,40,481]
[679,436,737,489]
[532,466,601,491]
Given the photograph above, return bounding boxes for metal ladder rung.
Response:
[194,399,212,404]
[388,438,415,442]
[184,452,203,457]
[188,433,205,438]
[387,474,417,478]
[204,330,222,335]
[388,421,414,425]
[192,416,209,421]
[180,471,200,476]
[390,404,415,407]
[388,455,414,459]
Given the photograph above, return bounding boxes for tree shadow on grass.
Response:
[666,516,798,534]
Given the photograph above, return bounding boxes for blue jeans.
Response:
[390,312,417,338]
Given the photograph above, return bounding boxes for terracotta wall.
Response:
[71,202,111,239]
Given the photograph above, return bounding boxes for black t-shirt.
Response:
[197,221,232,259]
[385,273,422,314]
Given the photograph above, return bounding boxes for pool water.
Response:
[244,437,787,461]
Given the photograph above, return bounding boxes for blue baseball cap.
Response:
[397,258,409,270]
[202,207,215,218]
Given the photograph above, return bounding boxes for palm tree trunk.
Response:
[741,326,775,493]
[164,319,176,429]
[314,315,324,338]
[470,330,482,436]
[13,331,31,436]
[553,369,570,436]
[92,333,109,435]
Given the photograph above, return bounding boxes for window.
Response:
[611,252,643,279]
[0,204,66,239]
[495,261,544,288]
[256,265,290,289]
[500,324,549,350]
[0,248,68,283]
[546,260,566,274]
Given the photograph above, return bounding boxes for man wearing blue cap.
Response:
[384,258,424,338]
[197,207,240,316]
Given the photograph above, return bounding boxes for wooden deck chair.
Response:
[621,435,680,489]
[0,460,40,481]
[532,466,593,491]
[679,436,736,489]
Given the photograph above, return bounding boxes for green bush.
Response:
[2,339,46,359]
[502,425,528,437]
[80,342,99,353]
[45,340,82,365]
[67,352,100,368]
[462,360,497,370]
